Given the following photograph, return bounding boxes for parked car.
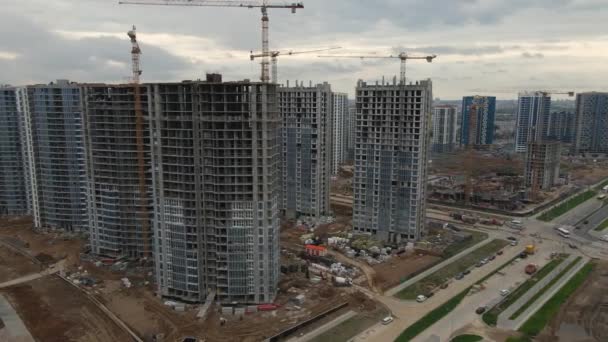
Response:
[519,252,529,259]
[416,295,427,303]
[455,273,464,280]
[568,243,578,249]
[476,262,484,267]
[440,283,449,289]
[489,255,496,261]
[510,241,518,246]
[500,289,510,296]
[463,269,471,275]
[507,236,518,241]
[475,306,486,314]
[381,316,394,325]
[497,250,504,255]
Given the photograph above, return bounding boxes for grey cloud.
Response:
[521,52,545,59]
[392,45,503,56]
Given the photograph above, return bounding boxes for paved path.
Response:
[0,294,35,342]
[287,310,356,342]
[0,261,64,289]
[506,256,587,331]
[385,237,494,296]
[497,254,578,329]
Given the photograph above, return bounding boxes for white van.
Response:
[511,220,523,226]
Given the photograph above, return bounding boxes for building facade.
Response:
[524,141,561,191]
[515,92,551,153]
[431,105,458,153]
[346,107,356,160]
[548,111,575,144]
[22,80,88,231]
[151,78,280,304]
[278,82,332,219]
[460,96,496,147]
[353,79,432,242]
[574,92,608,154]
[82,84,153,258]
[332,92,348,174]
[0,87,28,215]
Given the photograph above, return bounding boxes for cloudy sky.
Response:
[1,0,606,98]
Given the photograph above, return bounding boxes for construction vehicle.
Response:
[318,52,436,84]
[119,0,304,82]
[525,244,536,255]
[250,47,341,83]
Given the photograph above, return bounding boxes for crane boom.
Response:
[250,47,340,83]
[318,52,436,85]
[119,0,304,82]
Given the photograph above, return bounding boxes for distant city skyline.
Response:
[0,0,606,98]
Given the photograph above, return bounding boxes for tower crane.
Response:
[318,52,437,84]
[127,25,151,259]
[250,47,341,83]
[119,0,304,82]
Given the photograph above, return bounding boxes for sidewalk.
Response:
[287,310,356,342]
[386,237,494,297]
[498,255,587,330]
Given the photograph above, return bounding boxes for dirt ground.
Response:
[537,261,608,342]
[372,253,441,291]
[568,164,608,186]
[1,275,133,342]
[0,245,41,282]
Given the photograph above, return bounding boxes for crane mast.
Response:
[127,26,150,259]
[119,0,304,82]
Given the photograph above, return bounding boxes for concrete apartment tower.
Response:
[332,92,348,174]
[82,84,153,258]
[20,80,88,231]
[151,76,280,304]
[278,82,332,219]
[346,107,356,160]
[574,92,608,154]
[548,111,576,144]
[353,79,432,242]
[431,105,458,153]
[515,92,551,153]
[460,96,496,147]
[518,92,561,191]
[0,86,28,215]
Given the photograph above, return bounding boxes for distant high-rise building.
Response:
[353,79,432,242]
[346,107,356,160]
[460,96,496,147]
[574,92,608,154]
[82,84,153,258]
[332,92,348,174]
[0,87,28,215]
[548,111,575,144]
[515,91,551,153]
[151,77,280,304]
[21,80,88,231]
[431,105,458,153]
[278,82,332,218]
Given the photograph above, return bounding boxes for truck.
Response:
[333,276,353,287]
[525,245,536,255]
[525,264,537,275]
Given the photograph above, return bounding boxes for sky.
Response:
[0,0,606,99]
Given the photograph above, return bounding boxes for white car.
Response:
[381,316,394,325]
[416,295,427,303]
[602,235,608,242]
[500,289,510,296]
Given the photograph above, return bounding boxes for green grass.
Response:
[538,190,597,222]
[395,288,469,342]
[593,217,608,232]
[509,256,582,320]
[505,336,532,342]
[518,262,594,337]
[442,230,489,258]
[482,254,568,326]
[450,334,483,342]
[395,239,508,300]
[309,309,388,342]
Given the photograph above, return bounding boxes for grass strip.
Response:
[482,255,567,326]
[518,262,594,337]
[593,217,608,232]
[395,288,469,342]
[538,190,597,222]
[395,239,508,300]
[450,334,483,342]
[442,230,488,258]
[509,256,581,320]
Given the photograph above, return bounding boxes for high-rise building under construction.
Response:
[353,79,432,242]
[278,82,332,219]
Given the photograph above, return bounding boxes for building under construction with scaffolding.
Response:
[353,79,432,242]
[524,141,561,191]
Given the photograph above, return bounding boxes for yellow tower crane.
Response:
[119,0,304,82]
